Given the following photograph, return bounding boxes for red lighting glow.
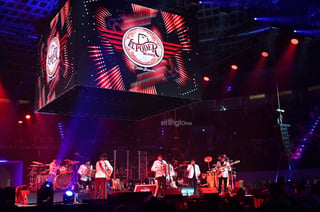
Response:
[231,65,238,71]
[25,114,31,120]
[18,120,23,124]
[203,76,210,82]
[261,51,269,58]
[291,38,299,45]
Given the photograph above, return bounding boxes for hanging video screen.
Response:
[36,0,76,110]
[36,0,201,112]
[77,0,201,99]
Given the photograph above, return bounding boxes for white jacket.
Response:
[186,164,201,179]
[151,160,167,178]
[95,160,113,179]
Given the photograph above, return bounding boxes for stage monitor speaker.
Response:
[200,187,218,194]
[24,192,37,205]
[164,188,182,199]
[53,191,64,203]
[165,188,182,195]
[134,184,157,196]
[75,192,94,203]
[180,187,193,196]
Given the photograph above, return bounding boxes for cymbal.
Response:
[204,156,212,163]
[32,161,43,165]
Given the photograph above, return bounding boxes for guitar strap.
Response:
[99,160,108,176]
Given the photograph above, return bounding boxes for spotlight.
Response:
[63,190,75,204]
[291,38,299,45]
[203,76,210,82]
[37,181,54,205]
[261,51,269,58]
[25,114,31,120]
[230,64,238,71]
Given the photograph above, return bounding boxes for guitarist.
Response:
[94,153,113,199]
[216,154,231,194]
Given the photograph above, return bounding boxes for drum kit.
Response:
[27,161,50,191]
[27,159,80,191]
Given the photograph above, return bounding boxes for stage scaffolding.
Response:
[111,150,149,187]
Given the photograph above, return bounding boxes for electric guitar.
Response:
[216,160,240,173]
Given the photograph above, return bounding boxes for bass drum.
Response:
[54,173,72,190]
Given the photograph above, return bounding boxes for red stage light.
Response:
[25,114,31,120]
[18,120,23,124]
[291,38,299,45]
[203,76,210,82]
[261,51,269,58]
[231,65,238,70]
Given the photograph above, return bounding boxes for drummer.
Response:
[48,158,60,181]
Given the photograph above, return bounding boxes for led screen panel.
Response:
[35,0,201,115]
[77,1,201,99]
[36,0,76,110]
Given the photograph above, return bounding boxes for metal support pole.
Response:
[113,150,117,179]
[126,150,129,182]
[138,150,141,181]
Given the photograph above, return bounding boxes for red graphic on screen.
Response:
[88,3,192,95]
[38,0,73,108]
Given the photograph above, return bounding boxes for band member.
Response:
[199,173,208,188]
[167,162,177,188]
[216,155,231,193]
[48,158,60,181]
[77,161,93,190]
[151,155,167,192]
[94,153,113,199]
[186,159,201,194]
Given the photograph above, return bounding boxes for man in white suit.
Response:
[186,159,201,195]
[151,155,167,194]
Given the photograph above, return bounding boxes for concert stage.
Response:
[5,185,274,212]
[11,190,227,212]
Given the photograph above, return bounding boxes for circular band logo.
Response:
[46,37,60,79]
[122,27,164,68]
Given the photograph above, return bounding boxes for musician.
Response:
[151,155,167,192]
[77,161,93,190]
[167,162,177,188]
[94,153,113,199]
[48,159,60,180]
[216,155,231,193]
[186,159,201,194]
[199,173,208,188]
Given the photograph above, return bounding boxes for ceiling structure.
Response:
[0,0,320,112]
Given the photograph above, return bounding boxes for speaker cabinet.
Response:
[53,191,64,203]
[76,192,94,203]
[134,184,158,196]
[24,192,37,205]
[200,187,218,194]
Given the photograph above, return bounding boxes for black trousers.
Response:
[156,176,166,190]
[218,177,228,193]
[189,177,197,194]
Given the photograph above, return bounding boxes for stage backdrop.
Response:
[35,0,201,120]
